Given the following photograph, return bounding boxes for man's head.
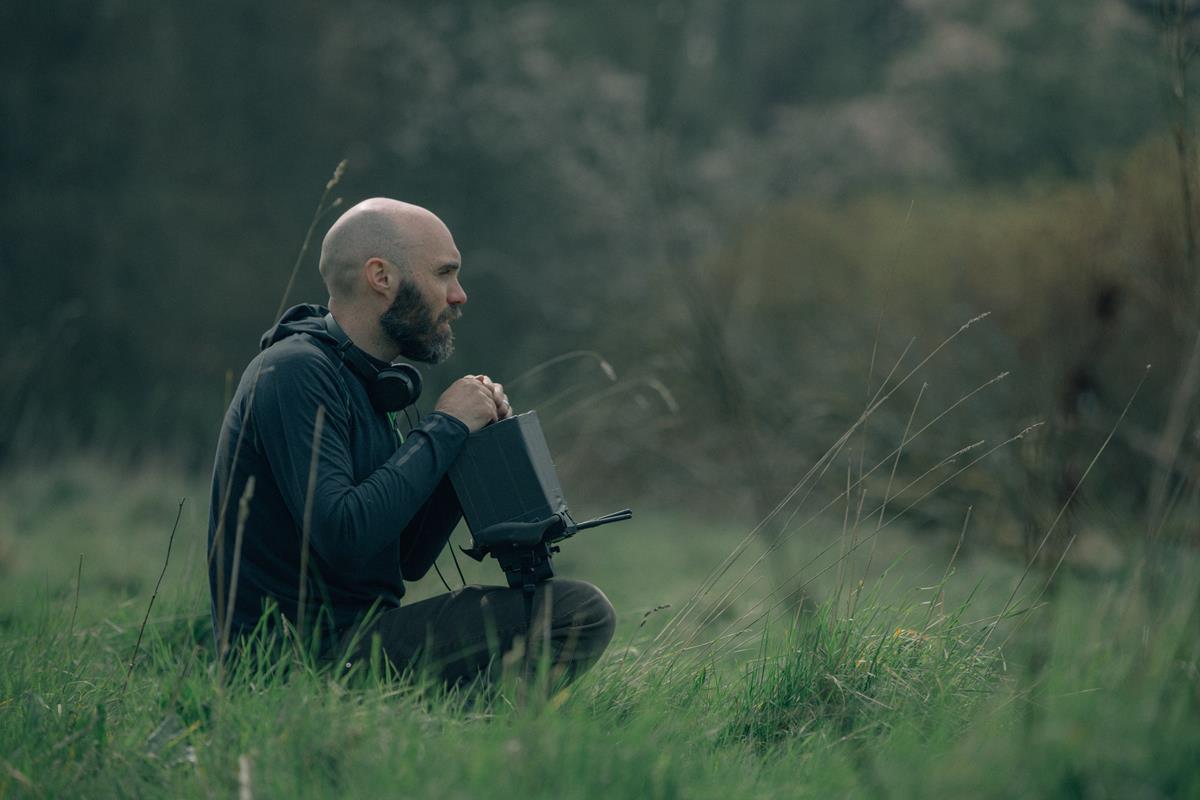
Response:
[319,198,466,363]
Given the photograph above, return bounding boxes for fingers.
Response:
[492,382,511,419]
[463,375,511,419]
[475,380,499,421]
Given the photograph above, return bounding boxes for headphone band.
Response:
[321,313,422,412]
[323,314,377,382]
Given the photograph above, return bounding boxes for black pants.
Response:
[340,578,616,687]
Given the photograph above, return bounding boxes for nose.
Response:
[448,278,467,306]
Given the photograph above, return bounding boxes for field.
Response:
[1,452,1197,799]
[9,3,1200,797]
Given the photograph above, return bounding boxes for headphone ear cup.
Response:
[371,363,423,412]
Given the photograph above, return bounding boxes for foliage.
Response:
[1,459,1197,798]
[0,0,1174,469]
[623,135,1200,546]
[722,592,995,750]
[3,3,1199,793]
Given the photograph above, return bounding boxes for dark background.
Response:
[4,0,1198,553]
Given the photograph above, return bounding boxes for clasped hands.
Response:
[433,374,512,433]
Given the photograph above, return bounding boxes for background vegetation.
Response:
[4,0,1200,796]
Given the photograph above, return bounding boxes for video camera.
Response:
[448,411,631,602]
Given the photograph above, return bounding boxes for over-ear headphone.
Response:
[322,313,422,412]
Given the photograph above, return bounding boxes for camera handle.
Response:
[574,508,633,532]
[458,509,633,627]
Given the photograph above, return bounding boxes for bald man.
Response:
[208,198,615,686]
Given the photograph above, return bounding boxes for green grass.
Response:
[1,456,1197,798]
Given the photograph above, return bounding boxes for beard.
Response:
[379,280,459,364]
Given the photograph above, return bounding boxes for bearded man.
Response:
[208,198,615,685]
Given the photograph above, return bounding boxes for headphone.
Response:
[322,313,422,412]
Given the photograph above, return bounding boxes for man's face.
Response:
[379,277,461,364]
[378,222,467,364]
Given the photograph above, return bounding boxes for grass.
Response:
[1,455,1198,798]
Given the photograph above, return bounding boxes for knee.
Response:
[547,579,616,644]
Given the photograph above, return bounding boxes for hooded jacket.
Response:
[208,304,469,639]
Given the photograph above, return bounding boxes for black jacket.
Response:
[207,304,468,638]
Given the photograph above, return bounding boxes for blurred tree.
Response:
[0,0,1182,509]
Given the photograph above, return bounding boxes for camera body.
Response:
[448,411,630,593]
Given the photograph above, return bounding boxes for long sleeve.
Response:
[251,347,469,576]
[399,476,464,581]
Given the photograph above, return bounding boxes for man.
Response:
[208,198,615,685]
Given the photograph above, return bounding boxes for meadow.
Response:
[5,137,1200,797]
[7,3,1200,796]
[1,435,1196,798]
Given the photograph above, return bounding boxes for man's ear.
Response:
[363,257,392,297]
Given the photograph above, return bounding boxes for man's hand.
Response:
[469,374,512,420]
[434,377,501,432]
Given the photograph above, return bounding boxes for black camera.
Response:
[448,411,631,597]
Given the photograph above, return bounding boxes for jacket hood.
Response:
[260,303,334,351]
